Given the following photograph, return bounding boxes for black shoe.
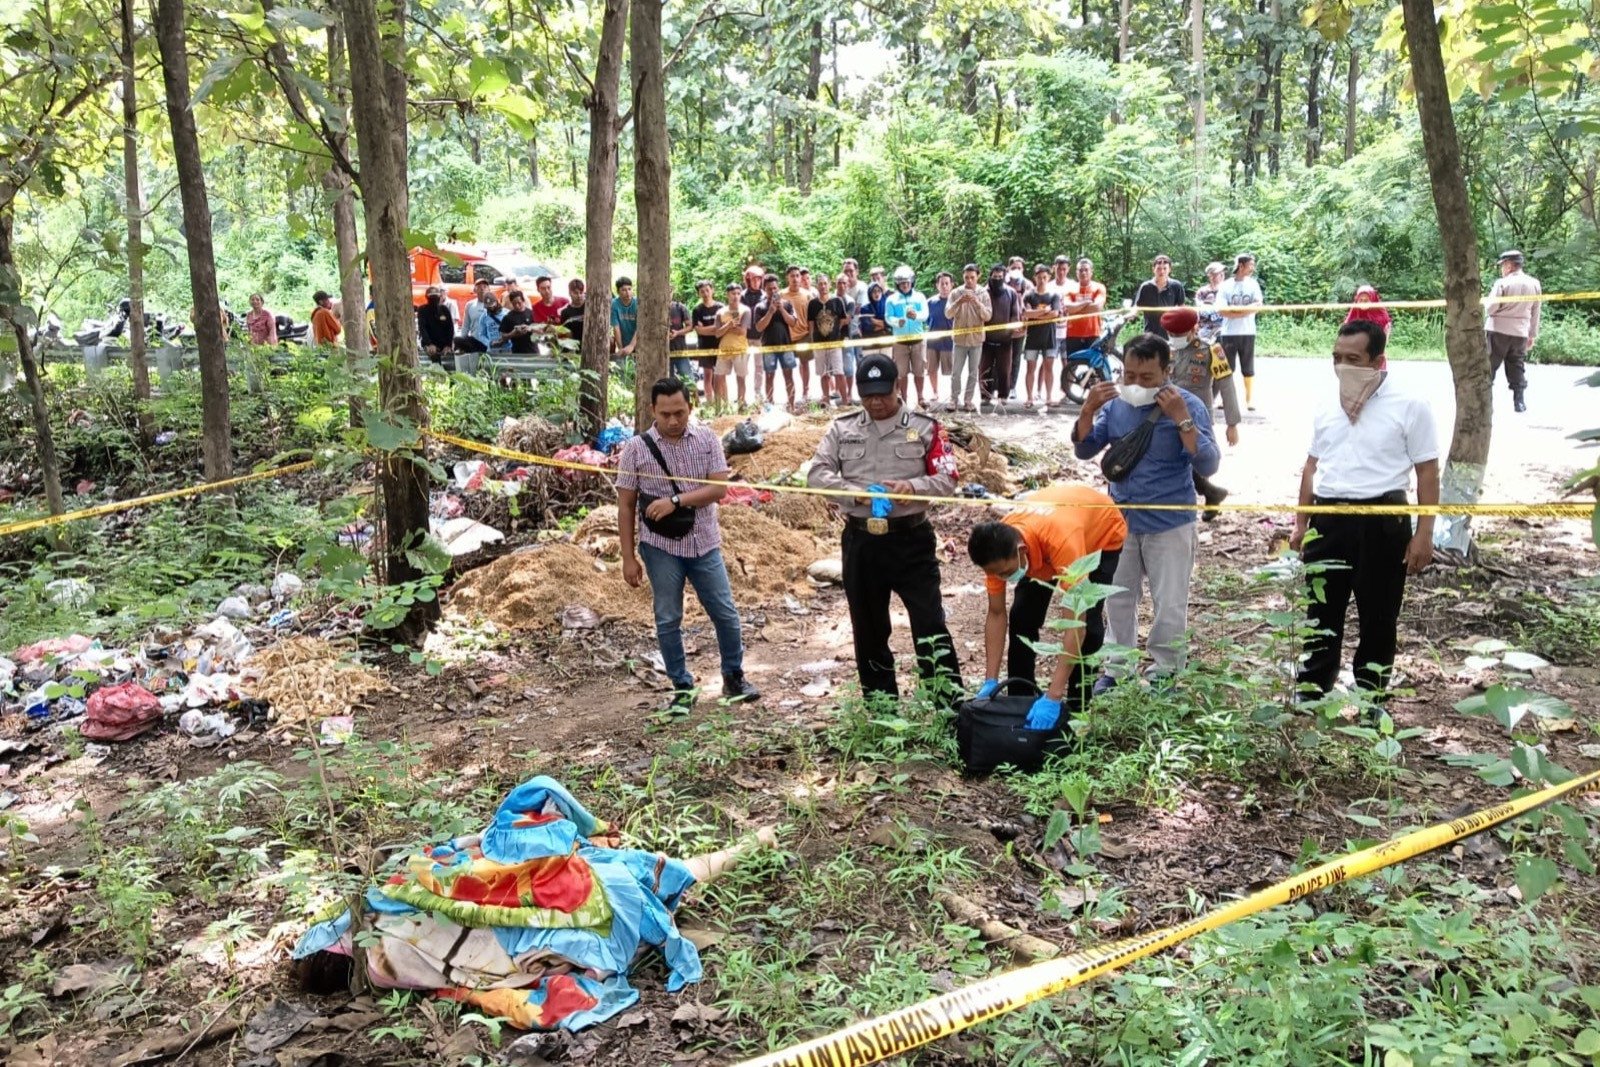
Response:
[1513,391,1526,413]
[661,688,697,716]
[1091,674,1118,698]
[1202,485,1229,522]
[722,674,761,704]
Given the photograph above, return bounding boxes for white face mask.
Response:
[1120,383,1159,407]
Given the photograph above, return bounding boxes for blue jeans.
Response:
[762,350,798,373]
[639,542,745,690]
[670,355,696,379]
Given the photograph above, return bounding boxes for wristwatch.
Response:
[671,494,681,507]
[1177,418,1196,433]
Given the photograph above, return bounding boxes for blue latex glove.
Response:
[975,679,1000,700]
[866,483,893,520]
[1024,695,1063,731]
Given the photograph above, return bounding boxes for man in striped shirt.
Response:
[618,378,761,713]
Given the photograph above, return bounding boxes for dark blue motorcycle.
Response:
[1060,306,1135,405]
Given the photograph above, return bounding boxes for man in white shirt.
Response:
[1484,249,1541,413]
[1217,253,1264,411]
[1289,320,1439,702]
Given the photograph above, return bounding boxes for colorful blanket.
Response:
[290,777,701,1031]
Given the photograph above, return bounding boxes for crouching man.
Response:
[967,483,1127,729]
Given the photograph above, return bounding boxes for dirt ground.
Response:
[4,381,1597,1067]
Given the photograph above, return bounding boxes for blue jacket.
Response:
[473,306,505,351]
[1073,388,1220,534]
[927,296,952,352]
[883,288,929,338]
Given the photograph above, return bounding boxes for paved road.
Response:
[973,357,1595,508]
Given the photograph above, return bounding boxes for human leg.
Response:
[639,542,693,690]
[1296,514,1357,695]
[1142,523,1198,675]
[841,525,899,697]
[890,523,962,692]
[908,342,927,405]
[1103,534,1146,677]
[1349,514,1411,694]
[1006,578,1054,695]
[682,548,748,683]
[1235,336,1256,409]
[762,352,778,404]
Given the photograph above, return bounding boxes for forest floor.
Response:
[2,357,1598,1067]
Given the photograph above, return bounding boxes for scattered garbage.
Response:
[453,460,491,492]
[720,484,773,507]
[196,617,254,665]
[559,605,602,631]
[270,572,304,599]
[80,682,164,742]
[216,596,252,620]
[429,492,465,519]
[45,578,95,608]
[14,635,93,665]
[806,557,844,585]
[179,709,237,742]
[319,715,354,746]
[721,419,766,456]
[551,444,611,482]
[266,609,296,630]
[431,517,504,557]
[154,430,177,445]
[595,420,634,453]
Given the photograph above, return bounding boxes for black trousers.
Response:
[1222,335,1256,377]
[1297,498,1411,695]
[1487,331,1528,392]
[979,344,1012,400]
[1007,550,1120,706]
[841,519,962,698]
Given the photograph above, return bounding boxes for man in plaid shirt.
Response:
[618,378,761,714]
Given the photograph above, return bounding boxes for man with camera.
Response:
[618,377,761,714]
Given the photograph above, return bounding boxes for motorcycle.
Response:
[274,313,311,346]
[1060,305,1136,405]
[74,299,132,347]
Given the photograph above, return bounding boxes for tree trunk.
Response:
[0,205,66,526]
[1400,0,1491,556]
[992,79,1004,147]
[832,20,842,168]
[631,0,669,431]
[1305,42,1325,167]
[341,0,438,638]
[578,0,629,437]
[1117,0,1131,61]
[324,24,366,427]
[155,0,232,484]
[1344,44,1359,161]
[1196,0,1203,185]
[798,15,822,195]
[120,0,153,447]
[528,132,540,186]
[958,27,978,114]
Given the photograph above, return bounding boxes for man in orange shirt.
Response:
[966,482,1127,728]
[310,290,343,347]
[1059,258,1107,360]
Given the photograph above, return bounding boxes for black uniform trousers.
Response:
[1487,331,1528,392]
[1297,493,1411,696]
[1007,549,1120,707]
[841,518,962,699]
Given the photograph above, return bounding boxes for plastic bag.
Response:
[721,419,766,456]
[81,682,164,742]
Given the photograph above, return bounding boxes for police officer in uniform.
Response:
[808,354,963,699]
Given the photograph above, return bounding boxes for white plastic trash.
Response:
[271,572,304,599]
[216,596,252,620]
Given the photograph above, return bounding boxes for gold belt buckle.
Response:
[866,516,888,535]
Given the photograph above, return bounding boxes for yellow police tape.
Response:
[740,288,1600,357]
[0,460,317,538]
[734,767,1600,1067]
[425,430,1595,520]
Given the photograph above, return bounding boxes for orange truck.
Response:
[409,243,563,325]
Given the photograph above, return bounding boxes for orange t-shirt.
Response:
[984,483,1127,597]
[311,306,343,345]
[1064,281,1108,338]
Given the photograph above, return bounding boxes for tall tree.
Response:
[632,0,670,427]
[1399,0,1491,556]
[155,0,233,483]
[339,0,437,637]
[578,0,630,436]
[1343,43,1358,161]
[120,0,154,446]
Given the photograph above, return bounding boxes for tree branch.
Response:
[259,0,358,179]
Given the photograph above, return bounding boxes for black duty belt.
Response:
[1312,490,1409,506]
[845,512,930,536]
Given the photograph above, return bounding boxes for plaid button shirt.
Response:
[616,424,728,558]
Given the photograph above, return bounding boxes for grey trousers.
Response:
[1105,523,1198,676]
[950,344,983,404]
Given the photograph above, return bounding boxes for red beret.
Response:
[1160,307,1198,334]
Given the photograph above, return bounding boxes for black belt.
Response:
[1312,491,1408,506]
[845,512,929,535]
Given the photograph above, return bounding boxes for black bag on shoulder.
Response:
[1100,406,1163,482]
[637,434,697,540]
[956,679,1071,777]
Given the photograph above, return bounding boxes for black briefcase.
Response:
[955,679,1071,777]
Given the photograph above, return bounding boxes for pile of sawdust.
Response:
[245,638,390,725]
[729,426,826,481]
[446,508,822,631]
[956,434,1013,496]
[496,415,567,458]
[758,490,836,532]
